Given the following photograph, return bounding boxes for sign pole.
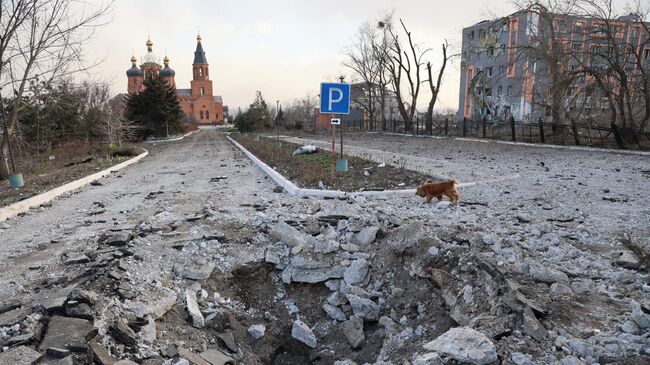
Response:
[340,115,343,159]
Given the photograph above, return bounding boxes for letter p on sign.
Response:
[320,82,350,114]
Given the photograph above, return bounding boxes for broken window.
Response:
[487,67,493,77]
[645,49,650,60]
[479,29,486,38]
[468,30,475,40]
[485,88,492,96]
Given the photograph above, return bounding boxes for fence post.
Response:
[571,125,580,146]
[482,116,486,138]
[510,116,516,142]
[538,118,545,144]
[611,121,624,149]
[462,118,467,137]
[445,119,449,136]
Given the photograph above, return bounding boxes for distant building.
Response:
[458,11,650,123]
[126,35,225,125]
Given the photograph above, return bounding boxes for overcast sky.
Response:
[87,0,633,112]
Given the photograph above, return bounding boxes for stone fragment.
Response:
[65,303,93,320]
[64,253,90,265]
[269,222,307,247]
[323,303,347,321]
[0,306,31,327]
[185,289,205,328]
[102,232,131,246]
[46,347,70,359]
[412,352,442,365]
[217,332,237,353]
[529,263,569,284]
[111,318,137,346]
[341,316,364,349]
[516,214,532,223]
[67,289,99,306]
[0,345,42,365]
[175,262,216,281]
[386,222,426,254]
[39,316,96,351]
[248,324,266,339]
[343,259,369,285]
[346,294,379,321]
[616,251,640,269]
[521,306,546,341]
[549,282,573,300]
[88,340,115,365]
[423,327,497,365]
[292,320,317,348]
[621,320,641,335]
[510,352,534,365]
[327,292,347,307]
[199,349,235,365]
[353,227,379,245]
[177,349,211,365]
[286,265,345,284]
[560,356,587,365]
[5,332,34,346]
[114,361,139,365]
[313,240,340,254]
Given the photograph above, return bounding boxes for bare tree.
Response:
[424,40,452,134]
[0,0,113,180]
[576,0,650,131]
[344,22,381,129]
[379,18,430,131]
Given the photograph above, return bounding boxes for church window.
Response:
[206,111,210,119]
[200,111,204,119]
[200,87,205,96]
[199,67,203,76]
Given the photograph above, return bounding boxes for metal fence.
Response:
[320,118,650,151]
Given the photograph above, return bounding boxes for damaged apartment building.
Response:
[457,11,650,123]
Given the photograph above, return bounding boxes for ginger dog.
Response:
[415,180,460,204]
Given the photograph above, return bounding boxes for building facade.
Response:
[458,11,650,123]
[126,35,225,125]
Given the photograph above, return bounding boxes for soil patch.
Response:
[232,134,435,192]
[0,142,144,208]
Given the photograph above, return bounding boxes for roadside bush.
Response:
[107,144,141,157]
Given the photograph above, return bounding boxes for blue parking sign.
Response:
[320,83,350,114]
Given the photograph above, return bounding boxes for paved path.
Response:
[0,130,280,302]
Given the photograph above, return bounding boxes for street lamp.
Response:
[276,100,280,146]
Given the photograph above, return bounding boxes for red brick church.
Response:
[126,35,225,125]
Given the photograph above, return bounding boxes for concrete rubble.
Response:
[0,131,649,364]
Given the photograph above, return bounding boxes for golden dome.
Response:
[163,55,169,64]
[146,36,153,50]
[196,33,202,43]
[130,55,137,63]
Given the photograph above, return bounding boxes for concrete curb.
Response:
[378,131,650,157]
[143,129,198,144]
[227,135,496,200]
[0,149,149,222]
